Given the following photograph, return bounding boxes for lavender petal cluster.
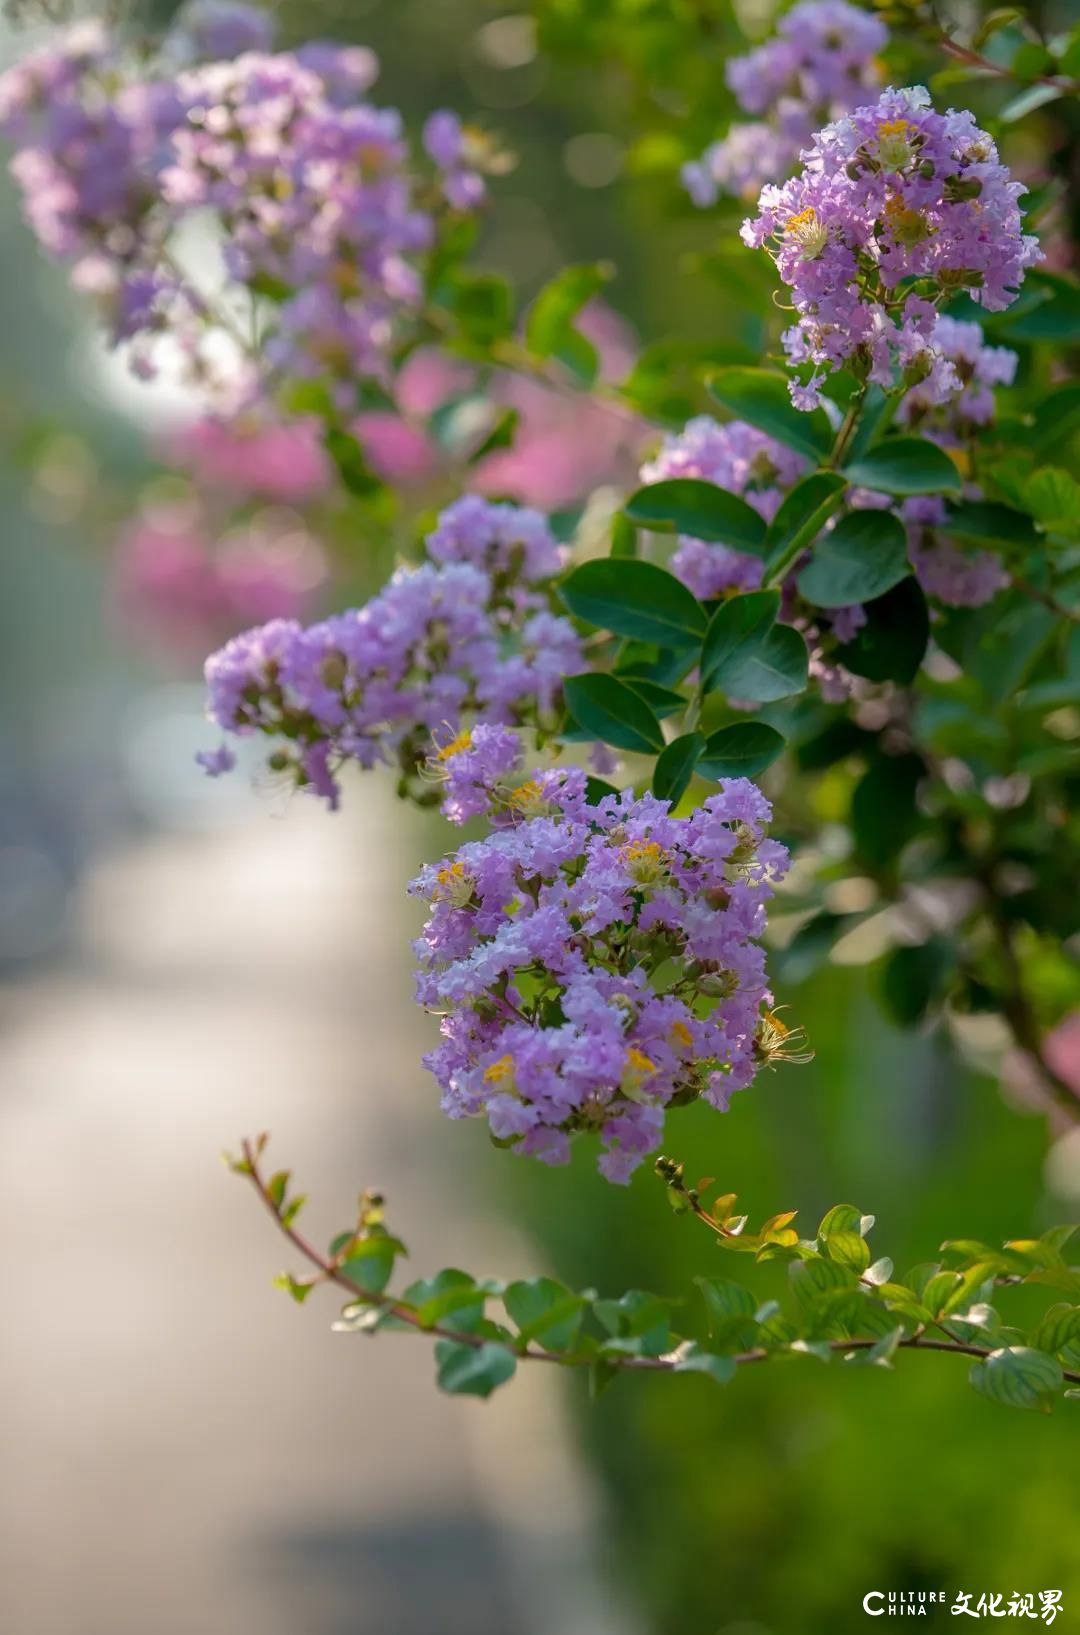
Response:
[897,316,1017,606]
[683,0,887,205]
[409,769,790,1181]
[202,500,581,808]
[743,86,1040,409]
[0,21,483,393]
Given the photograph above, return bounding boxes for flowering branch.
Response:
[232,1138,1080,1409]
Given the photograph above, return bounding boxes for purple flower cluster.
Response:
[898,317,1016,606]
[410,767,790,1181]
[743,86,1040,409]
[683,0,887,205]
[201,500,581,807]
[0,17,483,392]
[0,22,185,346]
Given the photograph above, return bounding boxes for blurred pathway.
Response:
[0,782,631,1635]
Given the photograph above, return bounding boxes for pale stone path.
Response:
[0,780,632,1635]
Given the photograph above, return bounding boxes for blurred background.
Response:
[1,1,1079,1632]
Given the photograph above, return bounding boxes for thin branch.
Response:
[237,1142,1080,1386]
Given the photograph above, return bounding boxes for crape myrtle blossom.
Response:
[0,21,484,393]
[683,0,887,205]
[894,316,1017,606]
[409,759,792,1181]
[201,499,582,809]
[743,86,1040,409]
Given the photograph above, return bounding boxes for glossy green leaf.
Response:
[624,479,768,554]
[504,1277,587,1352]
[763,471,848,580]
[708,367,832,461]
[797,509,910,608]
[435,1340,518,1398]
[671,1343,738,1384]
[564,673,665,754]
[653,732,704,804]
[843,437,962,496]
[968,1346,1064,1412]
[702,593,808,702]
[560,558,707,646]
[525,262,613,361]
[697,722,785,778]
[943,499,1039,552]
[836,577,929,685]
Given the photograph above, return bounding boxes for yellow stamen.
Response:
[669,1021,693,1050]
[782,206,829,260]
[437,729,473,761]
[484,1054,515,1085]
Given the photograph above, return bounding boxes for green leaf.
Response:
[968,1347,1064,1412]
[797,509,910,608]
[1024,467,1080,534]
[671,1343,738,1384]
[708,368,832,462]
[1029,1305,1080,1358]
[790,1257,859,1308]
[324,427,383,498]
[624,479,768,555]
[851,754,923,869]
[696,1277,756,1320]
[560,558,706,647]
[339,1235,405,1295]
[504,1277,587,1352]
[525,262,613,368]
[564,673,665,754]
[943,499,1039,553]
[880,938,954,1027]
[836,577,929,685]
[696,1278,760,1352]
[845,1327,904,1369]
[817,1204,865,1240]
[621,678,688,719]
[702,591,808,703]
[697,722,786,779]
[449,271,515,347]
[653,732,704,804]
[435,1340,518,1398]
[999,82,1062,122]
[843,437,962,496]
[763,471,848,579]
[467,407,519,464]
[403,1268,484,1331]
[594,1290,672,1356]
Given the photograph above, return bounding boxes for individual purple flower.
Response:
[196,743,236,776]
[409,778,796,1181]
[743,86,1040,408]
[423,110,486,211]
